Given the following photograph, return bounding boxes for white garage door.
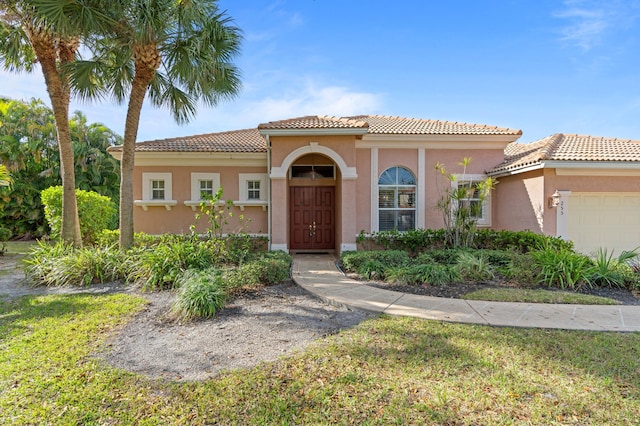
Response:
[568,193,640,255]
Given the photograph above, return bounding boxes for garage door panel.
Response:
[568,193,640,255]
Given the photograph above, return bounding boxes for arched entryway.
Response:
[288,154,336,251]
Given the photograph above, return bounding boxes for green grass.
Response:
[463,288,620,305]
[1,293,639,425]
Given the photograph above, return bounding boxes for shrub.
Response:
[223,254,292,293]
[41,186,117,245]
[495,252,539,285]
[532,246,593,290]
[172,268,227,320]
[357,229,574,254]
[456,251,494,282]
[24,241,130,286]
[589,248,639,288]
[134,239,218,290]
[387,263,460,286]
[340,250,409,272]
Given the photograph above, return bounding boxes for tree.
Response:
[0,0,85,245]
[71,0,242,249]
[435,158,496,248]
[0,97,121,237]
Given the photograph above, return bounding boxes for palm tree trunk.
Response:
[28,29,82,247]
[119,67,155,249]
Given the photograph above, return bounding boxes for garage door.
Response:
[568,193,640,255]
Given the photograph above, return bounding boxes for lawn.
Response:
[1,292,639,425]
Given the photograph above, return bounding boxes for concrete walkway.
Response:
[292,254,640,332]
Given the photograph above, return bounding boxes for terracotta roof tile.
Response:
[258,115,368,130]
[109,128,266,153]
[346,115,522,135]
[488,133,640,175]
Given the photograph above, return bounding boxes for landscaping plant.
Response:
[172,268,227,319]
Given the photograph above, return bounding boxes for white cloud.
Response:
[553,0,638,50]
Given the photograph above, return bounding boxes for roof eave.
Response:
[259,128,369,136]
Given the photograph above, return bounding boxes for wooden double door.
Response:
[290,186,335,250]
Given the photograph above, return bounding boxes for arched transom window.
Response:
[378,166,416,231]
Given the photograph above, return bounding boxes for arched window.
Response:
[378,166,416,231]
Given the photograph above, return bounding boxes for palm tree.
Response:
[72,0,242,248]
[0,0,86,245]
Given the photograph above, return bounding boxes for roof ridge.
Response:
[539,133,564,160]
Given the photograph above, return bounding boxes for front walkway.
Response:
[292,254,640,332]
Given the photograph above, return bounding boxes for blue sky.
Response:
[2,0,640,143]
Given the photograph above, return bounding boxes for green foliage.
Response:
[0,99,121,238]
[387,263,460,286]
[172,268,227,320]
[41,186,117,244]
[340,250,409,273]
[532,246,594,290]
[434,158,496,248]
[223,254,292,292]
[23,241,132,287]
[456,251,494,282]
[359,228,574,254]
[588,248,639,288]
[134,239,218,290]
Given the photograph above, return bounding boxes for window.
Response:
[238,173,268,202]
[452,174,492,226]
[378,166,416,231]
[142,172,173,201]
[199,179,214,199]
[247,180,261,200]
[151,180,165,200]
[189,173,220,201]
[137,172,176,210]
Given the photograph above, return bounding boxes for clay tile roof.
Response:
[257,115,368,130]
[108,128,266,153]
[488,133,640,175]
[344,114,522,135]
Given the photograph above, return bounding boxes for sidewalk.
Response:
[291,254,640,332]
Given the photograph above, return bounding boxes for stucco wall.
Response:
[493,170,547,234]
[133,165,268,235]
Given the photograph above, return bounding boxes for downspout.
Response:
[266,134,272,250]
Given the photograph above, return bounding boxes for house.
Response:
[108,115,640,255]
[488,133,640,255]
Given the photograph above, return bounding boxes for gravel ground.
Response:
[1,255,374,382]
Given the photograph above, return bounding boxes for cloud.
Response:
[239,82,383,122]
[553,0,638,50]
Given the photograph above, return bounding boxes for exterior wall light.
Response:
[549,190,561,208]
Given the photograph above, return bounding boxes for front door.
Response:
[290,186,335,250]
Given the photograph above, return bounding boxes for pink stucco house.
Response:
[108,115,640,255]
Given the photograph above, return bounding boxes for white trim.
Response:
[232,200,268,211]
[451,174,492,227]
[270,243,288,252]
[109,151,266,167]
[555,190,572,239]
[238,173,268,201]
[370,148,379,232]
[340,243,357,253]
[141,172,172,201]
[358,133,520,148]
[134,200,177,211]
[270,142,357,179]
[184,199,225,211]
[190,172,220,201]
[555,167,640,176]
[417,148,426,228]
